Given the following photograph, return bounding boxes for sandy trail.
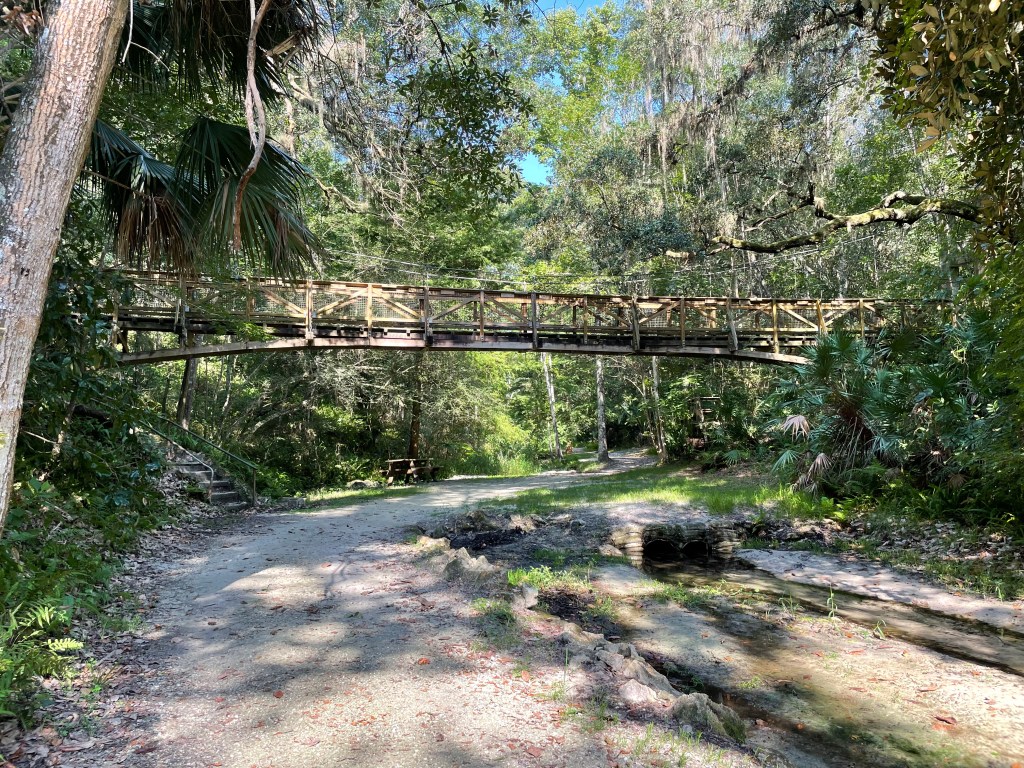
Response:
[71,458,648,768]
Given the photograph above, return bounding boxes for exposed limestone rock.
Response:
[512,583,540,611]
[671,692,746,741]
[618,678,663,705]
[442,548,499,583]
[609,520,742,566]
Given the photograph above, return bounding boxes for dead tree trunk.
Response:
[595,356,609,462]
[407,359,423,460]
[0,0,129,533]
[176,357,198,431]
[650,358,668,464]
[541,352,563,460]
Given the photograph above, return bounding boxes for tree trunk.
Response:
[0,0,129,533]
[595,356,609,462]
[176,357,198,431]
[541,352,562,460]
[650,358,668,464]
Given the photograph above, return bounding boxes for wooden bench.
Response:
[380,458,443,485]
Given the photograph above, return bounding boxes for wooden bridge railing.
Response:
[108,271,936,365]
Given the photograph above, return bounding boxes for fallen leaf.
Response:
[934,714,958,726]
[918,684,939,692]
[273,690,284,698]
[520,670,531,682]
[214,696,226,703]
[417,657,431,665]
[795,723,805,731]
[526,746,544,758]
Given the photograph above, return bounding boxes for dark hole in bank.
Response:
[643,537,711,565]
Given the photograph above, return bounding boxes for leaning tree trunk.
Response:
[595,356,609,462]
[0,0,129,535]
[541,352,563,460]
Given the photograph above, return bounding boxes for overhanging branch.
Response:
[708,194,981,255]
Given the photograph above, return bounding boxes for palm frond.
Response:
[176,117,319,276]
[88,121,199,273]
[117,0,319,100]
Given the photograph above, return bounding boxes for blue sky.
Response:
[513,0,612,185]
[517,153,553,185]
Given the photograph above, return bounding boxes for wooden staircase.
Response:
[171,453,251,512]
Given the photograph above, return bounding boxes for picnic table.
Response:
[380,458,443,485]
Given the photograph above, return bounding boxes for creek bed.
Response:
[617,553,1024,768]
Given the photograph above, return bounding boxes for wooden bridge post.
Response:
[531,292,538,350]
[816,299,826,335]
[771,300,780,354]
[422,286,431,345]
[679,297,686,346]
[582,297,588,344]
[110,300,120,351]
[726,297,739,352]
[305,280,314,340]
[630,298,641,352]
[858,299,866,340]
[365,284,374,332]
[479,289,485,338]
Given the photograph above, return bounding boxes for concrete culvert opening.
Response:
[678,540,711,562]
[642,538,679,564]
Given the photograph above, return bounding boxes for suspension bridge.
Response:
[107,272,932,366]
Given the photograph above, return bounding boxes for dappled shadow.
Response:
[90,471,646,767]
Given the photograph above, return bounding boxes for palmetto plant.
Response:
[0,0,323,276]
[773,317,1012,512]
[772,331,908,494]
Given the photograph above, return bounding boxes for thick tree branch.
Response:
[708,195,981,255]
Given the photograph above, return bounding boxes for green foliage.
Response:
[1,242,173,722]
[772,321,1022,532]
[0,598,83,723]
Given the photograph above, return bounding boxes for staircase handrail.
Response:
[142,414,259,502]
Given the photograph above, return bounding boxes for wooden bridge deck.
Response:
[108,272,931,365]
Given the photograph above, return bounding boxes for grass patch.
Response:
[507,565,591,591]
[470,598,521,649]
[304,484,422,507]
[493,464,827,519]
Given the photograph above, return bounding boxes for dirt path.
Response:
[51,458,653,768]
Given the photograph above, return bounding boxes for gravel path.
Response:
[54,457,651,768]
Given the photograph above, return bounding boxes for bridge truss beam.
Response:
[107,272,929,366]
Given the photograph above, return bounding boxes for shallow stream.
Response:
[625,553,1024,768]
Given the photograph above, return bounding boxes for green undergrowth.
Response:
[492,464,828,518]
[1,464,175,723]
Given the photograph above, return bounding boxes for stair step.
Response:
[211,491,242,503]
[219,501,250,512]
[210,480,235,491]
[174,462,209,475]
[177,468,212,481]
